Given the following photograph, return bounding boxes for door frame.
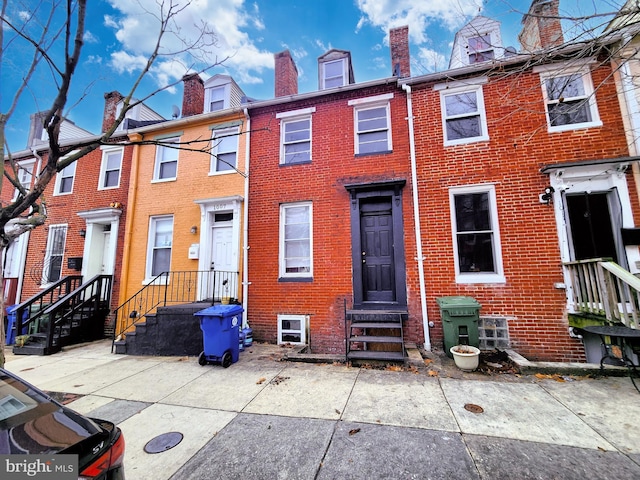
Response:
[77,207,122,280]
[195,195,243,301]
[346,180,407,309]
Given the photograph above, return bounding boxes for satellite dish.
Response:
[171,105,180,118]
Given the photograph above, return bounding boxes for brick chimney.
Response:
[274,50,298,97]
[390,26,411,78]
[518,0,564,53]
[102,91,124,133]
[182,73,204,117]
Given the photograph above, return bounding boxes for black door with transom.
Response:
[360,198,395,302]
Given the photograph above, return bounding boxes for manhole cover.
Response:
[144,432,184,454]
[464,403,484,414]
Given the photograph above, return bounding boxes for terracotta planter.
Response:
[450,345,480,372]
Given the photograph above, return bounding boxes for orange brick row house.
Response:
[5,0,640,363]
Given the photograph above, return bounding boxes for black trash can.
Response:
[194,304,243,368]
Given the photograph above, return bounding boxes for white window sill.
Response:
[455,273,506,284]
[151,178,177,184]
[444,135,489,147]
[208,170,237,176]
[547,120,603,133]
[142,276,170,286]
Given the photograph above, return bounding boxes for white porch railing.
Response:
[564,258,640,329]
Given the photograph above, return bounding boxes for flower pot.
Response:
[221,296,230,305]
[450,345,480,372]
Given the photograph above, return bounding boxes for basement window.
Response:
[277,314,307,345]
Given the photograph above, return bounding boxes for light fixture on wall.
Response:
[79,228,86,238]
[540,186,555,205]
[190,225,198,234]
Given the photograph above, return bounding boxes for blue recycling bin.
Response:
[5,305,28,346]
[195,304,243,368]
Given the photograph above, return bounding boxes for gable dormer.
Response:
[449,16,504,69]
[318,49,355,90]
[203,74,245,113]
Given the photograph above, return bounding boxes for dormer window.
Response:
[323,58,347,89]
[468,34,494,64]
[207,86,226,112]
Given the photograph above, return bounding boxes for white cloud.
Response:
[85,55,103,65]
[18,11,30,21]
[105,0,273,88]
[83,30,98,43]
[414,47,446,74]
[109,51,149,74]
[355,0,482,44]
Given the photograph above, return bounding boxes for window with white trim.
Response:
[54,162,76,195]
[440,85,489,145]
[12,160,34,200]
[467,34,494,64]
[99,148,123,189]
[322,58,347,89]
[450,185,504,284]
[348,95,393,155]
[280,202,312,278]
[154,138,179,181]
[281,117,311,164]
[43,224,67,284]
[211,128,238,173]
[206,86,226,112]
[539,66,601,131]
[146,216,173,279]
[277,314,307,344]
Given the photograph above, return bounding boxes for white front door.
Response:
[101,231,113,274]
[211,223,234,299]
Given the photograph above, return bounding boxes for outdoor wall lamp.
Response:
[540,186,555,205]
[190,225,198,234]
[79,228,86,238]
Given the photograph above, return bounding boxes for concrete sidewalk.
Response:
[3,340,640,479]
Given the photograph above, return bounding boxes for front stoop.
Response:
[346,309,407,364]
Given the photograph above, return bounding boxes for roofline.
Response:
[245,77,399,110]
[540,156,640,173]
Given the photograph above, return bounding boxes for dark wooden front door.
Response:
[360,199,395,302]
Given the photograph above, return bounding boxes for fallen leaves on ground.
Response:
[270,375,290,385]
[256,377,266,384]
[427,370,439,377]
[348,428,361,436]
[534,373,570,382]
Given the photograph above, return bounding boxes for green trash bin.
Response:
[436,296,481,357]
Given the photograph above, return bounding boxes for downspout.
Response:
[117,133,142,337]
[402,83,431,350]
[242,109,250,327]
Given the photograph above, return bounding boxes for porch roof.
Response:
[540,156,640,174]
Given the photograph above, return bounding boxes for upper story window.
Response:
[99,147,123,189]
[349,93,393,155]
[153,137,179,181]
[12,160,34,200]
[54,161,76,195]
[435,78,489,146]
[277,108,316,165]
[536,63,602,132]
[468,34,494,64]
[211,128,238,173]
[280,202,312,279]
[322,58,347,89]
[449,184,505,284]
[206,86,226,112]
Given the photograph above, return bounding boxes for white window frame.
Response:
[467,33,494,64]
[54,161,76,195]
[145,216,173,283]
[349,93,393,155]
[153,137,179,182]
[205,85,228,113]
[536,63,602,132]
[210,127,239,174]
[449,184,505,284]
[277,108,316,165]
[322,58,347,89]
[277,314,308,345]
[42,224,67,285]
[12,159,35,200]
[436,80,489,146]
[279,202,313,278]
[99,147,123,190]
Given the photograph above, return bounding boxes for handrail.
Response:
[564,258,639,329]
[111,269,239,350]
[13,276,83,340]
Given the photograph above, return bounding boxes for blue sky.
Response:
[2,0,623,152]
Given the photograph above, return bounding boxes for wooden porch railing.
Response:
[564,258,640,329]
[112,269,239,348]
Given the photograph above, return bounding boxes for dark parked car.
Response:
[0,367,125,479]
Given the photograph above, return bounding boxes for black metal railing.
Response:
[111,270,239,349]
[13,275,112,354]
